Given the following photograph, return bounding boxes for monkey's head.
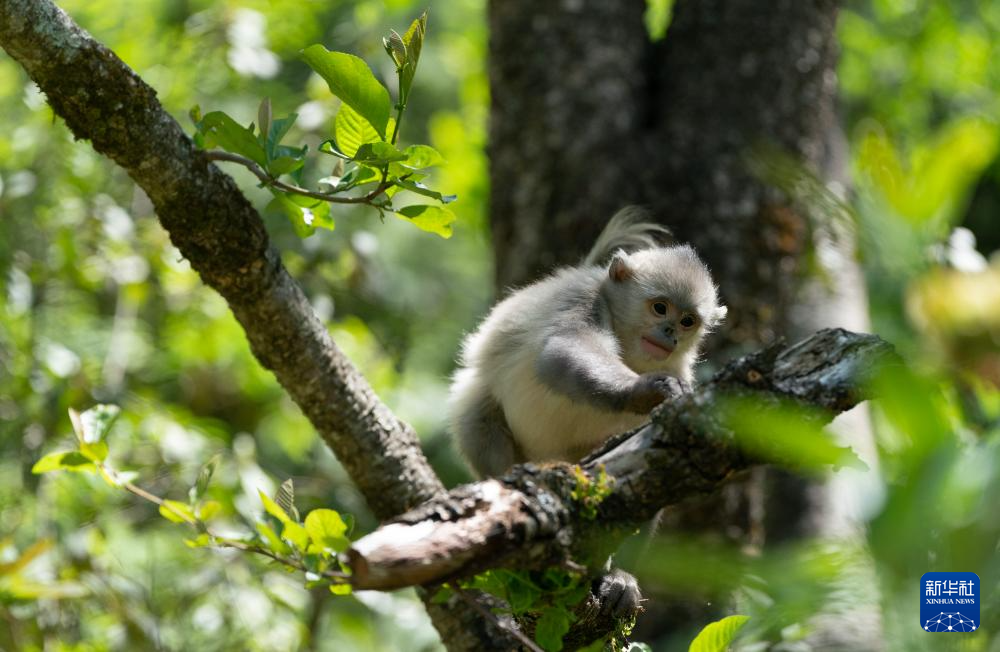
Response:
[603,246,726,375]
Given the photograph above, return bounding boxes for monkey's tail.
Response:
[583,206,672,266]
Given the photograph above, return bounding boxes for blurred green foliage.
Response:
[1,0,999,650]
[626,1,1000,650]
[0,0,487,648]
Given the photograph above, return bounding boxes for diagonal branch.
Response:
[0,0,443,520]
[344,329,896,592]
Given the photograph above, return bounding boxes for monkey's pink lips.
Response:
[641,336,673,359]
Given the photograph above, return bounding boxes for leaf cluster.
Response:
[192,12,457,238]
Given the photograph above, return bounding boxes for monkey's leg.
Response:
[454,388,525,478]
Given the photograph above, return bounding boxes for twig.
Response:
[451,584,545,652]
[109,467,350,583]
[204,150,391,204]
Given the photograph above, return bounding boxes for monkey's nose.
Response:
[662,326,677,348]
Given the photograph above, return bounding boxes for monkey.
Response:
[447,206,726,617]
[449,206,727,478]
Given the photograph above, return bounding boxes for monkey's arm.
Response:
[536,329,686,413]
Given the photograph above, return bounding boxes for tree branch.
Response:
[203,150,393,204]
[344,329,894,593]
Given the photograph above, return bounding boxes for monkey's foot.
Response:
[593,569,643,619]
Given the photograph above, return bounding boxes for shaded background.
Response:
[1,0,998,650]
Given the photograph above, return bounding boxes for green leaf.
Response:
[256,522,290,555]
[199,111,267,166]
[394,178,456,204]
[720,398,867,472]
[184,533,211,548]
[257,98,272,147]
[197,500,222,521]
[399,13,427,101]
[267,192,334,237]
[78,440,108,463]
[31,451,95,474]
[301,45,391,139]
[644,0,675,42]
[259,489,293,525]
[386,29,407,67]
[688,615,749,652]
[275,478,300,523]
[282,521,310,551]
[266,114,298,161]
[335,104,382,157]
[319,139,354,160]
[159,499,195,524]
[267,154,301,176]
[192,456,219,501]
[353,141,407,166]
[333,165,381,191]
[430,586,454,604]
[395,204,456,238]
[304,509,350,553]
[268,193,315,238]
[535,606,572,652]
[329,583,352,595]
[401,144,444,169]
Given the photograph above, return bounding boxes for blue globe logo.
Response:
[923,612,977,632]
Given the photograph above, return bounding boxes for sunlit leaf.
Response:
[197,500,222,521]
[256,522,290,555]
[719,397,867,472]
[259,488,293,525]
[394,178,456,203]
[159,499,195,524]
[395,204,456,238]
[282,521,310,550]
[335,103,382,157]
[304,509,350,553]
[301,45,391,139]
[31,451,94,474]
[401,144,445,169]
[688,615,749,652]
[184,533,211,548]
[353,141,407,166]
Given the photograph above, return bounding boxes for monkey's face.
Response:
[605,247,726,375]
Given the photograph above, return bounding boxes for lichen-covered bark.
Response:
[0,0,444,521]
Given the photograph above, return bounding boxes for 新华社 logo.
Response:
[920,572,979,633]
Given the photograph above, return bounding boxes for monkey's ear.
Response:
[713,305,728,325]
[608,253,633,282]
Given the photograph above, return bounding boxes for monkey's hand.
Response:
[622,372,691,413]
[593,569,643,618]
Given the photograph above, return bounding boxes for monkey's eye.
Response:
[679,314,697,329]
[651,301,668,316]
